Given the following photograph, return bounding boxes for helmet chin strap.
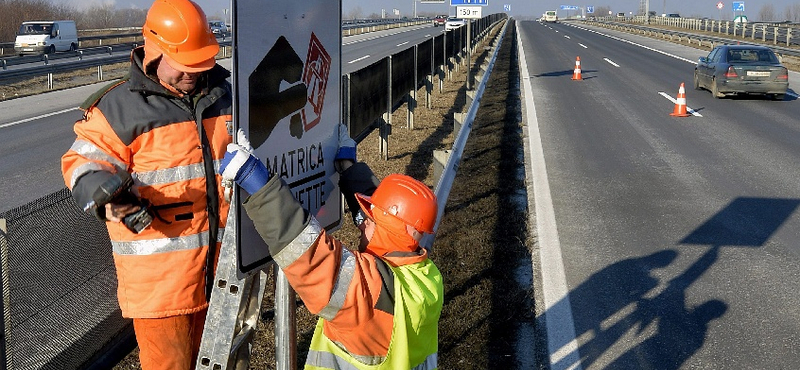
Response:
[406,225,423,242]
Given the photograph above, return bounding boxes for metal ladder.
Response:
[195,195,298,370]
[195,200,266,370]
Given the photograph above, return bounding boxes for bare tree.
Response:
[346,6,364,21]
[794,3,800,22]
[0,0,65,41]
[758,3,775,21]
[115,7,147,29]
[83,3,116,29]
[595,6,612,17]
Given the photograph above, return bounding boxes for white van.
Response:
[14,20,78,56]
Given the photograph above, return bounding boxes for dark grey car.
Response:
[694,45,789,100]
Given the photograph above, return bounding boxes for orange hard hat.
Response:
[142,0,219,72]
[356,174,437,234]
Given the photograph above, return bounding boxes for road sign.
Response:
[560,5,579,10]
[450,0,487,5]
[587,6,594,13]
[504,4,511,11]
[457,6,482,18]
[234,0,342,274]
[732,1,745,11]
[717,1,724,9]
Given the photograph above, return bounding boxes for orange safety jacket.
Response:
[61,47,233,318]
[242,175,443,367]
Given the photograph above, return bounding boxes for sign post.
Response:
[451,0,487,90]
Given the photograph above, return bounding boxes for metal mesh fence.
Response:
[0,187,133,370]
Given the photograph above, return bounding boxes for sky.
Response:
[67,0,800,23]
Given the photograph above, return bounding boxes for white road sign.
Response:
[233,0,342,275]
[457,6,483,18]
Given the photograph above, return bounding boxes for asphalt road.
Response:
[520,20,800,369]
[0,24,444,212]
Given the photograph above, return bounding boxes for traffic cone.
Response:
[670,82,691,117]
[571,56,582,80]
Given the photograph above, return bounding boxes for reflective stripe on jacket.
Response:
[304,259,442,370]
[61,47,233,318]
[242,178,443,369]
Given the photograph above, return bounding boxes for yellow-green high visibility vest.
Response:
[304,258,443,370]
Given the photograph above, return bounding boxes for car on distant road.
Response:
[694,44,789,100]
[445,17,466,31]
[433,15,447,27]
[208,20,226,34]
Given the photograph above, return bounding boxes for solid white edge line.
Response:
[517,23,584,370]
[658,91,703,117]
[1,107,79,129]
[578,43,588,49]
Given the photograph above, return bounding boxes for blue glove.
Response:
[220,143,270,195]
[334,123,356,173]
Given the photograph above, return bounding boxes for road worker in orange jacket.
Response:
[219,135,444,369]
[60,0,230,368]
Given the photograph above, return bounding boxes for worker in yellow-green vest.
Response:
[218,127,443,369]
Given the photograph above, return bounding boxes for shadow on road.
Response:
[541,196,800,369]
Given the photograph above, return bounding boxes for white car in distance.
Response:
[445,17,466,31]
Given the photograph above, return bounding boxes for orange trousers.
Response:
[132,308,207,370]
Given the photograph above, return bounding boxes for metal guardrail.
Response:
[421,18,509,251]
[583,19,800,59]
[0,19,429,55]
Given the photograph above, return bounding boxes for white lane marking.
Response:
[397,41,409,47]
[1,107,79,129]
[565,35,571,39]
[348,55,371,64]
[564,23,697,64]
[658,91,703,117]
[341,25,427,46]
[517,24,584,370]
[603,58,620,67]
[578,43,588,48]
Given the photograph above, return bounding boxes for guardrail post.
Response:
[43,54,49,65]
[466,22,472,91]
[380,56,391,160]
[1,59,6,70]
[432,149,451,185]
[441,35,446,92]
[78,50,83,60]
[342,74,351,133]
[427,40,433,109]
[408,45,417,130]
[453,112,465,135]
[788,28,793,46]
[107,46,113,55]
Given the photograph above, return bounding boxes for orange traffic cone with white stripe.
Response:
[670,82,691,117]
[571,56,582,80]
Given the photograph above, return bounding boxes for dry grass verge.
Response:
[108,20,536,370]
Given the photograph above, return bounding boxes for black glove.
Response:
[339,162,379,226]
